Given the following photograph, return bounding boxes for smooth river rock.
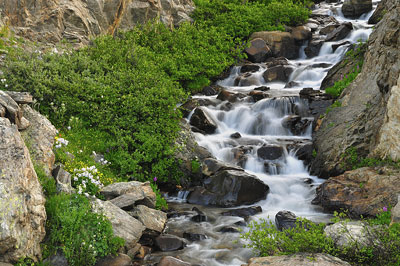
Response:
[246,253,350,266]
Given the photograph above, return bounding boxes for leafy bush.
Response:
[43,194,124,266]
[340,147,400,171]
[242,210,400,265]
[241,218,336,256]
[192,0,310,40]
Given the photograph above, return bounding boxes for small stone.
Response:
[230,132,241,139]
[155,234,186,252]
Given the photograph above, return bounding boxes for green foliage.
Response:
[191,158,201,174]
[325,41,367,98]
[325,100,342,114]
[34,164,57,197]
[193,0,310,40]
[241,218,336,256]
[150,183,168,210]
[341,147,400,171]
[43,194,124,266]
[242,211,400,265]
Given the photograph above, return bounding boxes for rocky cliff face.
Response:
[311,1,400,178]
[0,0,194,45]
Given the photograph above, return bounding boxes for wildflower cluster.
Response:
[55,136,69,149]
[1,78,8,88]
[70,165,104,196]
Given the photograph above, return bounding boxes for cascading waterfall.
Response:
[150,1,379,265]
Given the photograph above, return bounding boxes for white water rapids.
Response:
[148,1,379,265]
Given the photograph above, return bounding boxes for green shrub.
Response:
[43,194,124,266]
[340,147,400,171]
[241,218,336,256]
[192,0,310,40]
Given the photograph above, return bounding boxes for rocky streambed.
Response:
[146,0,385,265]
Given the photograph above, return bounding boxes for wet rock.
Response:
[245,38,272,63]
[275,210,297,231]
[180,98,216,118]
[265,57,290,68]
[291,26,312,43]
[325,221,373,249]
[95,253,132,266]
[235,73,260,87]
[240,64,261,74]
[263,65,294,83]
[132,205,167,233]
[311,63,333,69]
[91,199,145,250]
[249,90,269,102]
[303,178,313,184]
[313,167,400,218]
[218,226,240,233]
[332,41,351,52]
[326,22,353,42]
[202,86,218,96]
[183,232,207,241]
[293,143,313,166]
[158,256,191,266]
[135,246,152,260]
[284,81,301,88]
[52,164,73,194]
[187,170,269,207]
[0,118,46,263]
[246,253,350,266]
[221,206,262,219]
[304,39,324,58]
[155,234,186,252]
[282,115,311,135]
[254,86,270,92]
[189,107,217,135]
[202,158,243,177]
[320,24,339,35]
[257,145,284,160]
[342,0,373,18]
[217,89,239,103]
[230,132,242,139]
[250,31,299,59]
[191,213,207,223]
[20,105,57,175]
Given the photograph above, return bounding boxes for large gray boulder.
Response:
[246,253,350,266]
[187,170,269,207]
[21,105,57,176]
[0,0,195,46]
[311,3,400,178]
[250,31,299,59]
[0,118,46,263]
[91,199,145,250]
[325,221,373,248]
[312,167,400,218]
[342,0,373,18]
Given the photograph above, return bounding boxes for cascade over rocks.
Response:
[312,167,400,218]
[342,0,373,18]
[0,0,195,46]
[311,2,400,177]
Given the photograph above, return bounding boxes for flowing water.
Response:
[148,1,379,265]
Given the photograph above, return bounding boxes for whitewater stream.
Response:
[147,1,379,265]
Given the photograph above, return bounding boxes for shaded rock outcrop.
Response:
[342,0,373,18]
[312,167,400,218]
[0,0,194,46]
[311,3,400,178]
[0,118,46,263]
